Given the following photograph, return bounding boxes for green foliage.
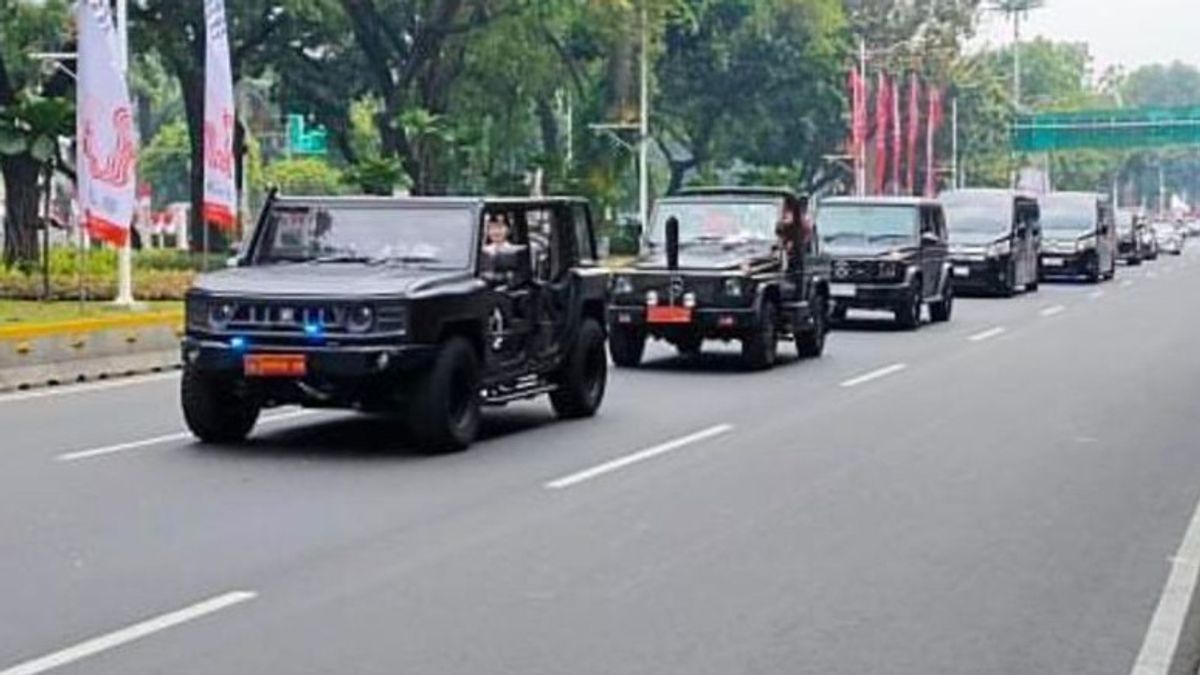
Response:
[140,121,191,208]
[264,158,346,196]
[344,157,409,196]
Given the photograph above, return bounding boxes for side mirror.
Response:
[666,216,680,271]
[225,256,241,269]
[921,231,940,245]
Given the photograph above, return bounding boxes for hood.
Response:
[948,232,1008,247]
[635,243,776,271]
[825,243,919,259]
[192,264,477,298]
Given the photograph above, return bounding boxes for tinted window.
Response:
[941,192,1014,236]
[1042,196,1098,235]
[818,204,918,246]
[572,204,595,262]
[648,199,782,246]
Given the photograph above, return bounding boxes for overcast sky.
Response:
[973,0,1200,74]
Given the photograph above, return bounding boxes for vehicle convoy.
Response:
[1152,220,1185,255]
[181,195,610,451]
[1116,208,1150,265]
[607,187,831,370]
[817,197,954,329]
[941,189,1041,296]
[1038,192,1117,283]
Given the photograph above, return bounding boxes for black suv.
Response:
[182,196,610,451]
[1116,208,1149,266]
[607,187,832,370]
[818,197,954,329]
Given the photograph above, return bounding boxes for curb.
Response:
[0,312,184,392]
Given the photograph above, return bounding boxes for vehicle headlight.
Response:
[346,305,376,334]
[208,301,236,330]
[1077,236,1097,252]
[723,277,745,297]
[613,275,634,295]
[682,292,697,309]
[645,290,660,307]
[987,239,1012,258]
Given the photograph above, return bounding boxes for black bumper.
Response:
[829,282,911,310]
[949,257,1012,293]
[1040,251,1098,279]
[608,306,763,336]
[181,337,437,379]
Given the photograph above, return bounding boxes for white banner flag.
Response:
[76,0,137,247]
[203,0,237,231]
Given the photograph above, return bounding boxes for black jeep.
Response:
[181,195,610,452]
[817,197,954,329]
[607,187,832,370]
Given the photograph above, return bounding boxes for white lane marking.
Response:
[56,410,315,462]
[0,591,256,675]
[1121,280,1135,289]
[545,424,734,490]
[1040,305,1067,318]
[968,327,1007,343]
[0,372,180,405]
[1130,498,1200,675]
[1089,290,1106,300]
[840,363,908,389]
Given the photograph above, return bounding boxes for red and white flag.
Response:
[925,86,945,198]
[76,0,137,247]
[203,0,237,231]
[905,74,921,196]
[873,72,891,195]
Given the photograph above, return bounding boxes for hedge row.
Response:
[0,269,195,301]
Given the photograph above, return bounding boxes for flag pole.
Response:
[112,0,135,307]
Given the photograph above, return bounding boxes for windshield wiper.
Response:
[370,254,444,266]
[310,253,373,264]
[868,233,914,244]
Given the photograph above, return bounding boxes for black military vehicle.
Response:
[817,197,954,329]
[181,196,610,452]
[607,187,832,370]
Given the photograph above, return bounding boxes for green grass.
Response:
[0,300,183,326]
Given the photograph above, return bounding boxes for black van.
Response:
[941,189,1041,296]
[1039,192,1117,283]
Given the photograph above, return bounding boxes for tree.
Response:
[139,120,191,208]
[264,158,345,195]
[0,0,72,266]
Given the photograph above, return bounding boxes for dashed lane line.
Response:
[545,424,734,490]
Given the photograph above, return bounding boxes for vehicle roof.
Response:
[273,195,590,208]
[939,188,1039,201]
[819,196,937,208]
[1042,191,1104,201]
[672,186,806,200]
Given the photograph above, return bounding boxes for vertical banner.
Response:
[925,87,945,198]
[890,77,902,195]
[203,0,237,231]
[76,0,137,247]
[905,74,921,196]
[873,72,890,195]
[848,68,865,195]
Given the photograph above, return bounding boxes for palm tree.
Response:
[988,0,1047,109]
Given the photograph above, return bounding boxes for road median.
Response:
[0,309,183,392]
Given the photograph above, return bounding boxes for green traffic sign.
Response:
[287,114,329,156]
[1012,106,1200,152]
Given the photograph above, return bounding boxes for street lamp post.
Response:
[112,0,136,307]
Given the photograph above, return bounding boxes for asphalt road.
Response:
[3,252,1200,674]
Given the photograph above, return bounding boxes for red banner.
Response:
[925,86,945,197]
[873,73,891,195]
[906,74,921,196]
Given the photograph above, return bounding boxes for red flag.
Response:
[890,77,902,194]
[873,72,890,195]
[849,67,868,194]
[925,86,945,197]
[906,74,921,196]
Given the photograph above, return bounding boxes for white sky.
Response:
[972,0,1200,74]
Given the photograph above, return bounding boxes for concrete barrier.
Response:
[0,311,183,392]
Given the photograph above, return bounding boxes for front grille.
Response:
[832,259,903,283]
[229,302,348,333]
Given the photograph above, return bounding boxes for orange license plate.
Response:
[647,306,693,324]
[244,354,307,378]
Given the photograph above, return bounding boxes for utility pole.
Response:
[112,0,136,307]
[951,98,960,190]
[1012,11,1022,110]
[857,38,867,197]
[638,4,650,231]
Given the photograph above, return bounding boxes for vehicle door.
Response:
[525,204,578,364]
[1096,202,1115,272]
[919,206,949,298]
[479,208,537,374]
[1013,199,1037,286]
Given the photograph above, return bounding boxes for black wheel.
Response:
[550,319,608,419]
[830,303,848,324]
[894,284,922,330]
[609,326,646,368]
[930,283,954,323]
[673,333,704,358]
[1129,256,1143,266]
[742,305,779,371]
[181,366,260,444]
[408,337,481,453]
[795,295,828,358]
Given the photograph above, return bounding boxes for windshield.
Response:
[818,204,917,246]
[253,203,475,269]
[1153,223,1179,235]
[1116,211,1137,233]
[1041,197,1097,236]
[941,193,1013,237]
[647,199,782,246]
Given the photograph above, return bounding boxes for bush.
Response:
[0,267,195,301]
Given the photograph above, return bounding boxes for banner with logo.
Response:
[76,0,137,247]
[203,0,237,231]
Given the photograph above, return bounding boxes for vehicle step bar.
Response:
[484,383,558,405]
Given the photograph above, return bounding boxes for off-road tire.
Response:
[181,366,260,444]
[894,284,923,330]
[550,319,608,419]
[609,326,646,368]
[795,295,828,359]
[930,283,954,323]
[830,303,848,324]
[409,337,481,453]
[742,305,779,371]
